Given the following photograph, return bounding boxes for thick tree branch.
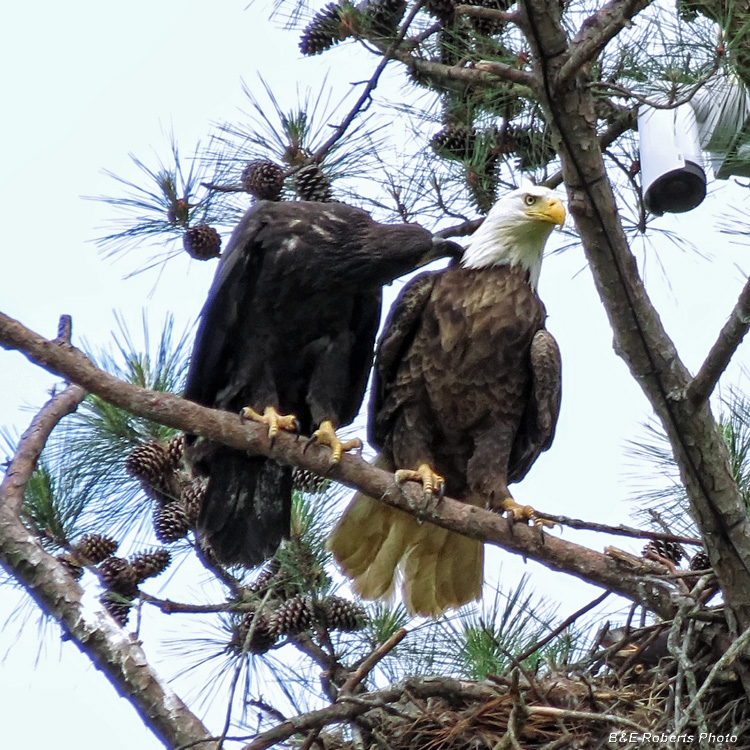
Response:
[685,274,750,405]
[0,385,218,750]
[244,677,498,750]
[395,51,536,92]
[558,0,655,89]
[520,0,750,636]
[0,310,687,620]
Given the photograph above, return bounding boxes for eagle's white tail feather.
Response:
[329,461,485,617]
[402,525,483,617]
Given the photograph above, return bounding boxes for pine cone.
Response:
[431,125,477,160]
[362,0,406,36]
[247,559,282,595]
[125,441,171,485]
[291,466,330,494]
[465,155,499,214]
[642,539,685,565]
[98,557,139,597]
[130,548,172,584]
[101,593,133,627]
[322,595,366,632]
[232,612,278,655]
[299,2,353,56]
[466,0,511,35]
[270,595,316,637]
[57,553,84,581]
[424,0,455,22]
[293,164,333,202]
[153,502,191,543]
[182,479,206,528]
[183,224,222,260]
[73,533,119,564]
[241,160,285,201]
[165,433,186,469]
[690,550,711,571]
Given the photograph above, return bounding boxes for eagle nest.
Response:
[264,621,750,750]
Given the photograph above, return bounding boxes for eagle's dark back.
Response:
[184,200,459,567]
[373,263,554,500]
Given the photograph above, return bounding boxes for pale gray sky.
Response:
[2,1,749,747]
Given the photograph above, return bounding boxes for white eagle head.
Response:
[461,183,565,289]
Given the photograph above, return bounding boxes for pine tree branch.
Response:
[454,4,516,24]
[0,387,219,750]
[397,52,536,92]
[340,628,407,695]
[244,677,497,750]
[557,0,655,89]
[0,309,686,620]
[311,0,426,164]
[519,0,750,641]
[0,383,86,516]
[540,513,702,546]
[685,274,750,406]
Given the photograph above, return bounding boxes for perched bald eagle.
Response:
[328,185,565,616]
[184,200,460,567]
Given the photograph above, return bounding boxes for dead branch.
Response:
[340,628,408,695]
[685,274,750,406]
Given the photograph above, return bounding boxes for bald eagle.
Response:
[184,200,460,567]
[328,185,565,616]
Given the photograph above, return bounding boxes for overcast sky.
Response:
[2,1,750,747]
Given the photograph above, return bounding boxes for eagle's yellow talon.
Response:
[395,463,445,502]
[306,420,362,466]
[240,406,299,440]
[497,496,555,528]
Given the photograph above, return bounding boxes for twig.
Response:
[340,628,407,695]
[685,275,750,406]
[679,622,750,731]
[311,0,427,163]
[542,512,703,546]
[54,314,73,345]
[0,383,87,516]
[514,590,611,664]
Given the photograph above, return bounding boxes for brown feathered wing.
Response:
[329,265,561,617]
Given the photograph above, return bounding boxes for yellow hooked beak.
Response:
[528,195,565,227]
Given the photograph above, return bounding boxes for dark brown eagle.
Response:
[183,199,460,567]
[328,185,565,616]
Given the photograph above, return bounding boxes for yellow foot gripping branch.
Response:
[394,462,446,502]
[240,405,300,440]
[305,420,362,465]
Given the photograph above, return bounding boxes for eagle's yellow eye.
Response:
[524,194,537,206]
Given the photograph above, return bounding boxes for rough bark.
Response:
[0,385,218,750]
[519,0,750,635]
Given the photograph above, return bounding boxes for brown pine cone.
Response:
[232,612,278,655]
[73,533,119,564]
[241,160,285,201]
[130,548,172,584]
[183,224,222,260]
[153,502,191,543]
[98,557,139,598]
[322,595,366,632]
